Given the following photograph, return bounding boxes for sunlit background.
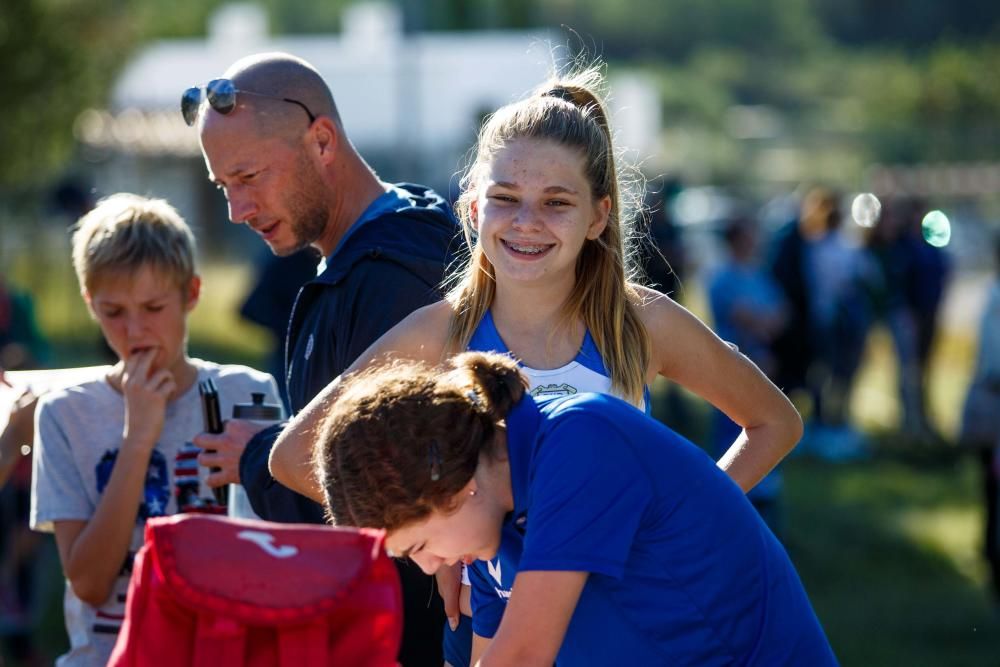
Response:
[1,1,999,664]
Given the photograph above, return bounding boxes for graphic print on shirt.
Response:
[92,608,126,635]
[530,383,578,400]
[89,554,135,636]
[95,448,170,521]
[174,441,225,514]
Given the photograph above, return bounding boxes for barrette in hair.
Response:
[428,441,442,481]
[467,390,482,407]
[545,86,575,103]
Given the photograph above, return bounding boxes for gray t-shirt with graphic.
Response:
[30,359,279,667]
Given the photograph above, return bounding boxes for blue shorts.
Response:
[442,613,472,666]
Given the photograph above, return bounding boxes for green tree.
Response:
[539,0,826,60]
[813,0,1000,49]
[0,0,137,190]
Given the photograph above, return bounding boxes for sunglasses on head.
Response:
[180,78,317,127]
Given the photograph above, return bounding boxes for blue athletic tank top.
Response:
[467,310,650,413]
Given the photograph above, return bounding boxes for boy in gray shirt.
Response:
[30,193,279,667]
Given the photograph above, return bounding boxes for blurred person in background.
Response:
[0,387,38,489]
[0,274,50,374]
[708,215,788,532]
[858,197,928,440]
[0,269,50,667]
[769,187,869,460]
[0,268,50,486]
[900,198,950,442]
[766,191,813,402]
[190,52,457,666]
[958,231,1000,602]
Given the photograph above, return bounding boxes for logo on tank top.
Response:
[530,383,578,399]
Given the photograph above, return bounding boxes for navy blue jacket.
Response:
[240,183,459,523]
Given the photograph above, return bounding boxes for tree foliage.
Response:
[812,0,1000,49]
[541,0,827,60]
[0,0,136,190]
[2,0,998,193]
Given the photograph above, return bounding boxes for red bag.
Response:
[108,514,402,667]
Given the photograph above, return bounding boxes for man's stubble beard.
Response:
[279,156,331,257]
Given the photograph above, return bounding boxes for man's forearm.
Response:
[270,376,343,496]
[242,424,326,523]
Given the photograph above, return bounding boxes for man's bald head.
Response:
[197,51,384,258]
[200,52,341,140]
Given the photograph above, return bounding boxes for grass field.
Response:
[785,454,999,665]
[653,376,1000,665]
[3,256,999,665]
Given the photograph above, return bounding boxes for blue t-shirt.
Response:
[707,262,785,367]
[465,309,651,647]
[472,393,837,666]
[457,309,654,666]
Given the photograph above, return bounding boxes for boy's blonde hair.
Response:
[71,193,197,294]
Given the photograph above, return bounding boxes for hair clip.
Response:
[467,390,482,407]
[428,441,442,482]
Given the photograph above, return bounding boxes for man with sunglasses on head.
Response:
[187,52,457,666]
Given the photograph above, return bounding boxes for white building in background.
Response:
[76,2,660,256]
